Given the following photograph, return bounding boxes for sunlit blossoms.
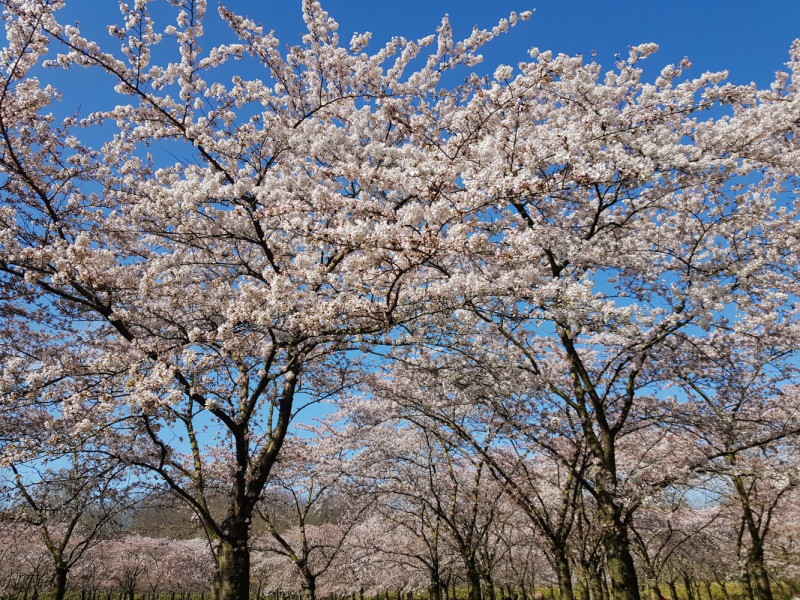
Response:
[0,2,798,600]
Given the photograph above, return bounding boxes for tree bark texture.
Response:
[215,537,250,600]
[595,497,640,600]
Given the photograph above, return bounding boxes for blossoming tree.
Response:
[2,1,800,599]
[0,0,529,598]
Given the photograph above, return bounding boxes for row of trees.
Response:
[0,1,798,600]
[1,432,798,600]
[1,529,212,600]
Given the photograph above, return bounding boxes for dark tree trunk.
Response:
[483,576,496,600]
[560,333,640,600]
[553,554,574,600]
[51,566,68,600]
[466,564,482,600]
[667,581,677,600]
[214,536,250,600]
[729,472,772,600]
[598,499,639,600]
[429,571,442,600]
[301,573,316,600]
[681,576,692,600]
[747,547,772,600]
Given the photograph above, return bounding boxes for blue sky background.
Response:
[59,0,800,89]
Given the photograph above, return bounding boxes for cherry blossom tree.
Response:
[762,486,800,595]
[360,352,589,600]
[340,400,508,600]
[358,36,800,600]
[0,522,52,600]
[253,435,371,600]
[667,330,800,600]
[0,453,132,600]
[0,1,529,598]
[0,364,136,600]
[318,511,436,596]
[98,535,213,599]
[492,518,552,600]
[628,495,721,600]
[2,0,800,599]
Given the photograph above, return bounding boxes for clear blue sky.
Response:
[60,0,799,88]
